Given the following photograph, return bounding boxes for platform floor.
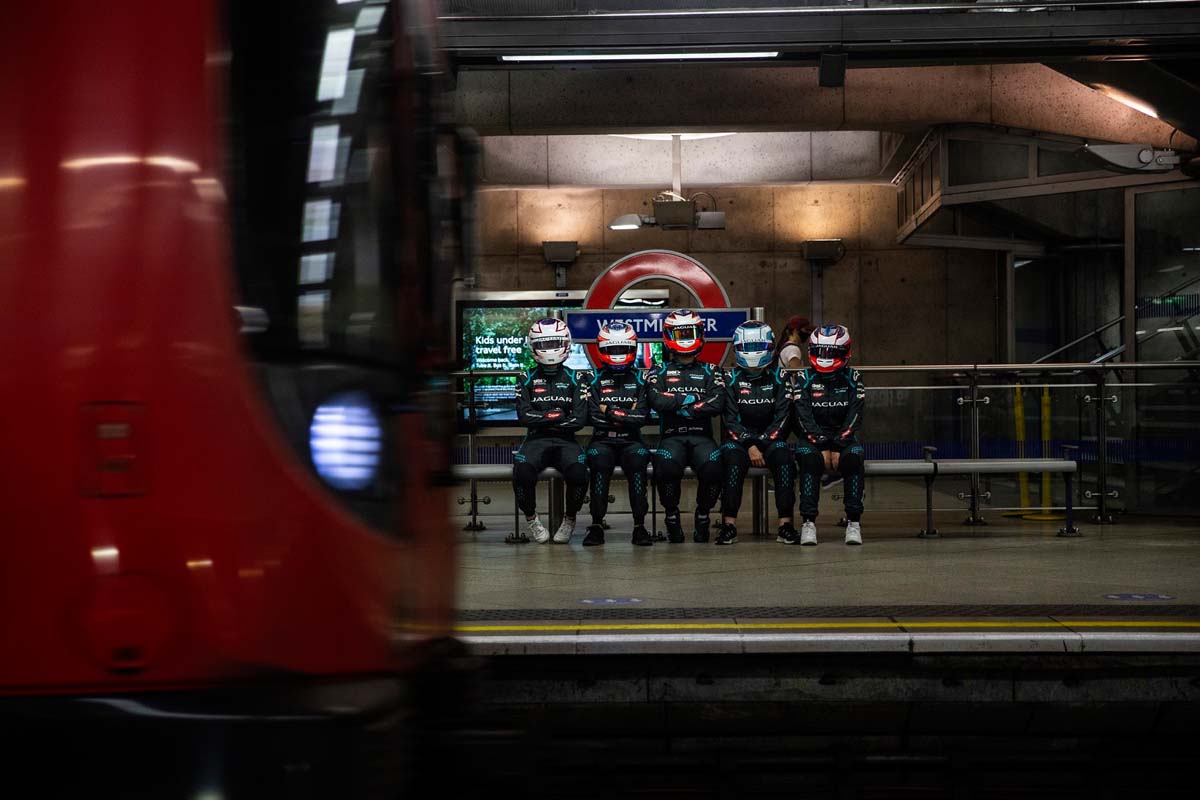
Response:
[455,513,1200,654]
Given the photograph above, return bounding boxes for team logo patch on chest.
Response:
[533,387,547,394]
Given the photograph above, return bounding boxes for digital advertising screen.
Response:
[460,303,586,424]
[457,291,672,427]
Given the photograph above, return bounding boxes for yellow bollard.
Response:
[1003,383,1032,517]
[1024,385,1064,521]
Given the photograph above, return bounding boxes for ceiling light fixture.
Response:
[609,132,738,142]
[500,51,779,63]
[1083,143,1180,173]
[608,214,644,231]
[606,135,726,232]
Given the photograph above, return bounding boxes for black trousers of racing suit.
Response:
[719,439,796,520]
[654,435,722,517]
[512,437,588,518]
[586,440,651,526]
[796,438,865,522]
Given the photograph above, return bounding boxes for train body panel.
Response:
[0,0,453,696]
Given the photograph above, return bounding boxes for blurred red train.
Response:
[0,0,462,792]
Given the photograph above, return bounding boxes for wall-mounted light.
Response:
[607,192,725,231]
[1083,143,1180,173]
[542,240,579,289]
[608,214,646,231]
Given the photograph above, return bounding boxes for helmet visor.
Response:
[600,343,637,357]
[736,340,772,352]
[809,344,848,361]
[532,337,569,353]
[666,324,700,342]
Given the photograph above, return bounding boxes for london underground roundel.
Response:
[581,250,733,365]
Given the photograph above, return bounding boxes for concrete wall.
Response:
[473,184,1001,368]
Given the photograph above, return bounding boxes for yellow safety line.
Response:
[455,620,1200,633]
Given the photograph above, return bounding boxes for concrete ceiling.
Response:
[479,131,904,187]
[454,63,1194,152]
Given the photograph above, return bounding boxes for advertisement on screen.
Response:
[460,305,591,423]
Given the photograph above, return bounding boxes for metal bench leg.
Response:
[651,478,663,541]
[506,485,528,544]
[918,474,939,539]
[462,479,488,532]
[549,477,564,535]
[752,474,764,536]
[1059,472,1081,537]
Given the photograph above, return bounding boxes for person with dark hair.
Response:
[774,314,815,369]
[792,324,867,546]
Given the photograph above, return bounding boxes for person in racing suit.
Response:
[512,318,589,544]
[583,322,653,547]
[792,323,866,546]
[716,321,797,546]
[646,309,725,543]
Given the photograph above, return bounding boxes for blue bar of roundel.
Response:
[565,308,752,342]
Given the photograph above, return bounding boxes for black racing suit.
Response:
[719,366,795,521]
[792,367,867,522]
[585,367,651,527]
[646,358,726,517]
[512,365,588,518]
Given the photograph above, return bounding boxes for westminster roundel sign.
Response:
[565,250,750,366]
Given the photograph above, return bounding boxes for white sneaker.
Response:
[799,521,818,546]
[526,516,550,544]
[845,521,862,546]
[552,516,576,544]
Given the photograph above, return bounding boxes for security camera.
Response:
[1083,143,1181,174]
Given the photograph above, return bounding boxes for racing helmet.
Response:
[662,308,704,356]
[596,321,638,371]
[808,324,851,373]
[733,320,775,370]
[527,317,571,366]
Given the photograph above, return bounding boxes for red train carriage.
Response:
[0,0,460,792]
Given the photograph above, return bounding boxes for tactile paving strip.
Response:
[458,604,1200,621]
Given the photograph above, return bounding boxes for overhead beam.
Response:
[905,234,1045,258]
[1052,61,1200,139]
[442,3,1200,66]
[454,64,1195,152]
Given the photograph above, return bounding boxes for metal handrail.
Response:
[450,361,1200,379]
[1033,273,1200,364]
[1034,318,1124,364]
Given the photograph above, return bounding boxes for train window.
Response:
[224,0,399,366]
[222,0,407,531]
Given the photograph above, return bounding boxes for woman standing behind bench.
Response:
[793,324,867,546]
[512,318,589,545]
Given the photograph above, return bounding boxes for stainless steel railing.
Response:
[451,361,1200,522]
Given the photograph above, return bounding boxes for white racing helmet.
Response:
[808,324,851,373]
[596,321,638,370]
[733,320,775,369]
[527,317,572,366]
